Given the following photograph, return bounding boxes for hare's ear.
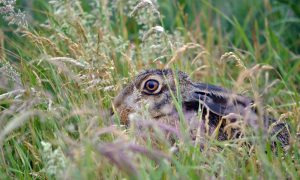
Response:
[190,83,254,116]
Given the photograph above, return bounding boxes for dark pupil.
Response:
[146,80,157,90]
[148,82,155,89]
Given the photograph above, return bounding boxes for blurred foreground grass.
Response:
[0,0,299,179]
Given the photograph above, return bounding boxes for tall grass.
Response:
[0,0,299,179]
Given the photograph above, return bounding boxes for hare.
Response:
[113,69,289,147]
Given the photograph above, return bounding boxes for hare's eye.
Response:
[144,79,159,93]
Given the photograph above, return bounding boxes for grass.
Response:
[0,0,299,179]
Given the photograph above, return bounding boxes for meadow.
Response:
[0,0,299,179]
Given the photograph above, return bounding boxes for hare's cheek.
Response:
[159,103,175,115]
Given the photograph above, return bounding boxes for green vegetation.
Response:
[0,0,299,179]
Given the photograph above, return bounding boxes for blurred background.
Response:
[1,0,299,51]
[1,0,299,88]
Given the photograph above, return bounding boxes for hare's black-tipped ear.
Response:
[187,83,253,116]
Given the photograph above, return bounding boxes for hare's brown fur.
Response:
[113,69,289,146]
